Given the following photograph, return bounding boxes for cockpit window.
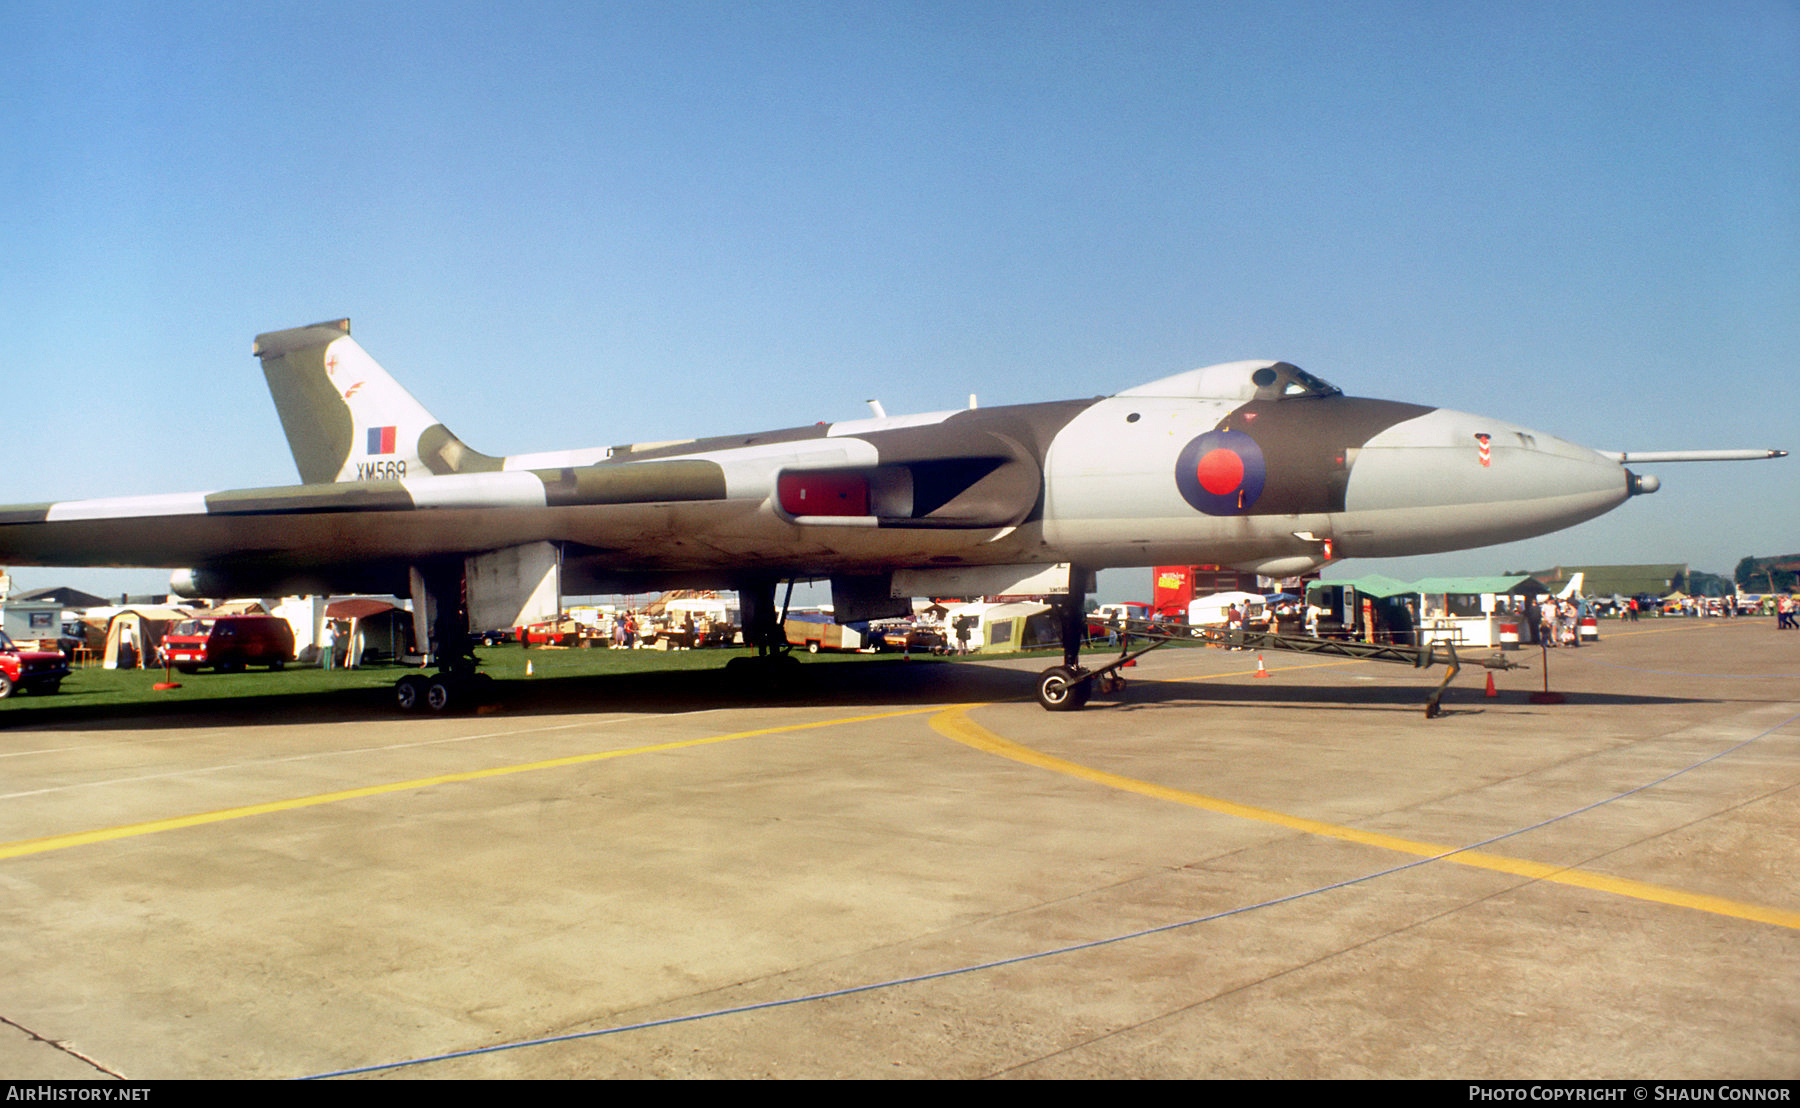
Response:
[1257,362,1342,400]
[1284,366,1341,397]
[1115,360,1347,402]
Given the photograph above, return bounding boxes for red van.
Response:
[160,616,295,673]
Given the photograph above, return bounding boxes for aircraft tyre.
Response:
[395,674,428,712]
[426,677,456,713]
[1036,666,1091,711]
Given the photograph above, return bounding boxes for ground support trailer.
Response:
[1040,619,1524,718]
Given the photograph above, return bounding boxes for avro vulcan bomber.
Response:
[0,320,1781,710]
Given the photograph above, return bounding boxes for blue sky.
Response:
[4,1,1796,599]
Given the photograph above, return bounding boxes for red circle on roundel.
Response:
[1195,449,1244,496]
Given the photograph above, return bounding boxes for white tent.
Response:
[102,607,192,669]
[942,601,1056,653]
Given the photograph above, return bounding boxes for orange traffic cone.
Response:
[1254,653,1271,678]
[1485,672,1496,697]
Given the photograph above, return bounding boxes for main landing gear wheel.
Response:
[426,677,456,713]
[397,672,493,713]
[1035,665,1092,711]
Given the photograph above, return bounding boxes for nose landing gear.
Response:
[1034,575,1106,711]
[1035,665,1091,711]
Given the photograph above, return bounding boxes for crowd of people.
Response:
[1533,596,1583,648]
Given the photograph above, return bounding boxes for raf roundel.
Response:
[1175,429,1267,515]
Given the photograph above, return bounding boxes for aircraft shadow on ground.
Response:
[0,655,1711,732]
[0,657,1023,730]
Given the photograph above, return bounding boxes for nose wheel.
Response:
[1035,665,1093,711]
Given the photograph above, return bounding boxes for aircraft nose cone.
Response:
[1341,408,1631,556]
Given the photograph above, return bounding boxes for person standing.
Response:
[321,620,338,670]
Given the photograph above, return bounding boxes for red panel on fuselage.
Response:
[778,471,870,516]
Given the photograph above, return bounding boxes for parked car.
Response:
[1087,602,1150,637]
[871,622,947,653]
[159,615,295,673]
[0,630,71,697]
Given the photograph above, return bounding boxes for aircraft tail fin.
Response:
[1557,571,1584,600]
[252,320,502,483]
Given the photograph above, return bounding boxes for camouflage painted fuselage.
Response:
[0,322,1649,600]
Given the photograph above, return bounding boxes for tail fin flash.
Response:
[252,320,501,483]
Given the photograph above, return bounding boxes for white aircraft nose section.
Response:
[1340,409,1630,556]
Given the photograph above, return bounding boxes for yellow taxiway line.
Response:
[928,703,1800,932]
[0,706,941,862]
[8,654,1793,936]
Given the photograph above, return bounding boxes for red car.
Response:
[0,631,71,697]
